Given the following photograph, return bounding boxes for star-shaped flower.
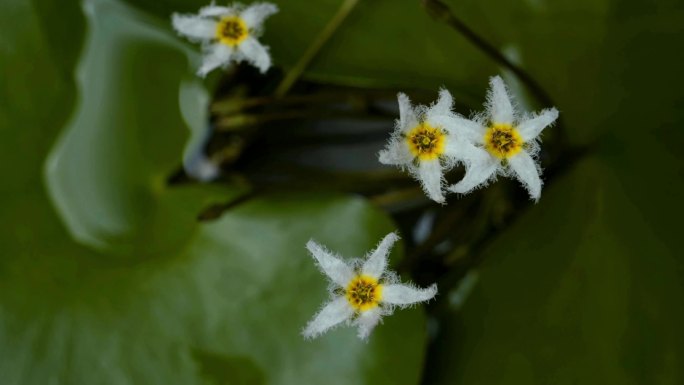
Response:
[303,232,437,340]
[172,2,278,77]
[378,89,486,203]
[448,76,559,201]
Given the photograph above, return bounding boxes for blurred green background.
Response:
[1,0,682,384]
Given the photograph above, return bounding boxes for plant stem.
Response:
[421,0,554,108]
[273,0,360,97]
[211,89,404,115]
[213,109,392,132]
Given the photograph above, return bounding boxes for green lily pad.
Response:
[419,5,684,379]
[125,0,497,102]
[124,0,684,147]
[426,144,684,383]
[0,0,429,383]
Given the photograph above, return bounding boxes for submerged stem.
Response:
[421,0,554,108]
[273,0,360,97]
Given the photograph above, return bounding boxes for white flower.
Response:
[378,89,487,203]
[172,2,278,77]
[448,76,559,201]
[303,232,437,341]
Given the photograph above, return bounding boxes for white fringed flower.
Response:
[378,89,486,203]
[172,2,278,77]
[303,232,437,341]
[448,76,559,201]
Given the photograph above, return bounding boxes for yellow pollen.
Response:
[484,123,523,159]
[216,16,248,46]
[405,122,446,161]
[346,275,383,311]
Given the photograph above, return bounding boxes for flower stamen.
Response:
[216,16,248,46]
[346,275,383,311]
[406,122,446,161]
[484,123,523,159]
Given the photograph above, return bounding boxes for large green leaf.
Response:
[426,143,684,384]
[412,0,684,381]
[440,0,684,143]
[273,0,684,145]
[0,0,429,383]
[124,0,684,146]
[125,0,497,102]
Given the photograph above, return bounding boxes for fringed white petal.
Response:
[236,37,271,73]
[425,88,454,123]
[197,44,232,77]
[432,114,486,145]
[355,308,382,341]
[508,151,542,201]
[172,14,217,42]
[306,240,354,287]
[417,160,446,203]
[448,156,499,194]
[302,297,354,339]
[517,107,559,141]
[362,232,400,279]
[378,138,412,166]
[397,93,419,133]
[444,136,490,167]
[199,4,236,17]
[487,75,515,124]
[382,283,437,306]
[241,2,278,29]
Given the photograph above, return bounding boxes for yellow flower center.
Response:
[484,123,523,159]
[346,275,383,311]
[216,16,249,46]
[405,122,446,161]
